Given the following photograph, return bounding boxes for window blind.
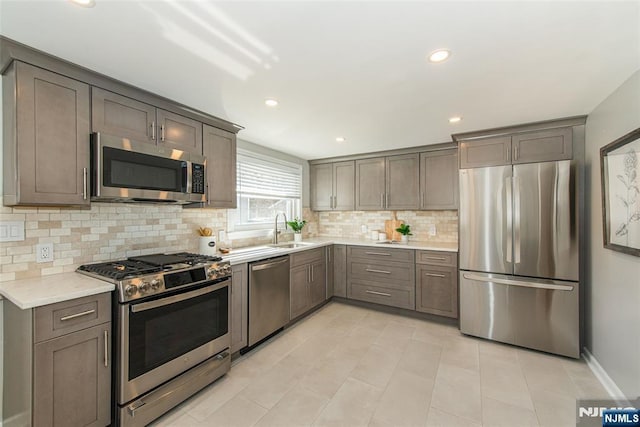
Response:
[236,152,301,198]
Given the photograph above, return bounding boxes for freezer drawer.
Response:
[459,271,579,358]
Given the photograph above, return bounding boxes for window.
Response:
[228,150,302,233]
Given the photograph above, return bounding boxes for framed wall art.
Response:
[600,127,640,256]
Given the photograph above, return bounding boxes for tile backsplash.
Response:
[317,210,458,242]
[0,198,455,283]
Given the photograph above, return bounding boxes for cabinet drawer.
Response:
[416,250,457,267]
[290,247,325,267]
[349,260,414,286]
[34,293,111,343]
[348,281,415,310]
[348,246,414,263]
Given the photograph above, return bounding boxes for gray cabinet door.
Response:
[33,323,111,427]
[333,245,347,298]
[325,246,334,299]
[91,87,156,143]
[512,128,572,164]
[311,163,333,211]
[355,157,385,210]
[203,124,237,208]
[231,263,248,353]
[420,149,459,210]
[333,161,355,210]
[309,260,327,308]
[7,62,91,206]
[157,108,203,154]
[386,154,419,210]
[459,136,511,168]
[290,264,310,319]
[416,264,458,318]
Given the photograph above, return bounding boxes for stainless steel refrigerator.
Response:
[458,160,580,358]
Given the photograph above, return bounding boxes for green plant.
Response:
[286,218,307,233]
[395,224,412,236]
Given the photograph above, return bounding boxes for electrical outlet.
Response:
[428,224,437,236]
[36,243,54,263]
[361,225,368,233]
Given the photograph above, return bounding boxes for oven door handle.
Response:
[130,279,230,313]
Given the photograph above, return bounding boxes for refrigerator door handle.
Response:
[505,176,513,264]
[513,175,521,264]
[462,273,574,291]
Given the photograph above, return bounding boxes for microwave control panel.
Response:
[192,163,205,194]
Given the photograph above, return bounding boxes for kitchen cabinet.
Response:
[231,263,248,353]
[415,250,458,318]
[203,124,237,208]
[91,87,203,154]
[459,127,573,168]
[355,154,419,210]
[346,246,415,310]
[326,246,334,299]
[333,245,347,298]
[3,293,111,427]
[3,61,90,206]
[289,248,326,319]
[310,161,355,211]
[420,149,458,210]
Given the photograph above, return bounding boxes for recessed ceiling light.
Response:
[69,0,96,7]
[429,49,451,63]
[264,98,279,107]
[336,136,346,143]
[449,116,462,123]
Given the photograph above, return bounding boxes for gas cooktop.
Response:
[77,252,229,302]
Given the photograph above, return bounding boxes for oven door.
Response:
[118,279,230,404]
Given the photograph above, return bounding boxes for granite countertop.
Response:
[0,272,114,310]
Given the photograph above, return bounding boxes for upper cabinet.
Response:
[310,161,355,211]
[3,61,90,206]
[420,149,458,210]
[458,127,573,169]
[355,154,419,210]
[92,88,203,154]
[203,124,237,208]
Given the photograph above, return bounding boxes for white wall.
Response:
[584,70,640,398]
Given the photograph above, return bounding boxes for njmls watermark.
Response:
[577,398,640,427]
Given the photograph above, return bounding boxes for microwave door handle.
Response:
[186,161,193,194]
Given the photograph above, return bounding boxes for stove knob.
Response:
[221,265,232,275]
[208,267,219,279]
[150,279,162,290]
[138,281,150,293]
[124,284,138,297]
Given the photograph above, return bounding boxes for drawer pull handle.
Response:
[60,309,96,321]
[365,252,391,256]
[365,268,391,274]
[424,256,446,260]
[424,272,446,278]
[366,290,391,297]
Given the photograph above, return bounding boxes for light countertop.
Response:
[0,273,114,310]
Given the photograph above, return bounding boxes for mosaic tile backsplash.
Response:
[0,197,455,283]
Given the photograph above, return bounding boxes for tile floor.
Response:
[151,301,608,427]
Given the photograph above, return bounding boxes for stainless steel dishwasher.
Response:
[248,256,290,347]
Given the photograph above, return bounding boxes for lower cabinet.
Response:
[415,250,458,318]
[290,248,326,319]
[1,293,112,427]
[333,245,347,298]
[231,263,248,353]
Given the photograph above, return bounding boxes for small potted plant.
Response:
[395,223,412,244]
[287,217,307,242]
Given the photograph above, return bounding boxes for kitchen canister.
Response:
[198,236,217,256]
[378,232,387,241]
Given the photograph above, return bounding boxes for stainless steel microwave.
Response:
[91,132,206,204]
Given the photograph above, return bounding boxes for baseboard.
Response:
[582,347,629,405]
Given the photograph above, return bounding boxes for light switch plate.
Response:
[0,221,25,242]
[428,224,437,236]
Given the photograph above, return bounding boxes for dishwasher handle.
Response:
[251,257,289,271]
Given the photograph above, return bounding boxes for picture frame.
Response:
[600,127,640,256]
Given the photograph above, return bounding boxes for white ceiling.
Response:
[1,1,639,160]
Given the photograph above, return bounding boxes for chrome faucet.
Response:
[274,213,288,244]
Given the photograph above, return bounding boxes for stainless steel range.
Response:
[78,252,232,427]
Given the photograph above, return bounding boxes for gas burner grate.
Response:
[77,260,162,280]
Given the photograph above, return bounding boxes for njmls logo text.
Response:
[577,399,640,427]
[579,407,637,418]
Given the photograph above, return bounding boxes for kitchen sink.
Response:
[269,242,314,249]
